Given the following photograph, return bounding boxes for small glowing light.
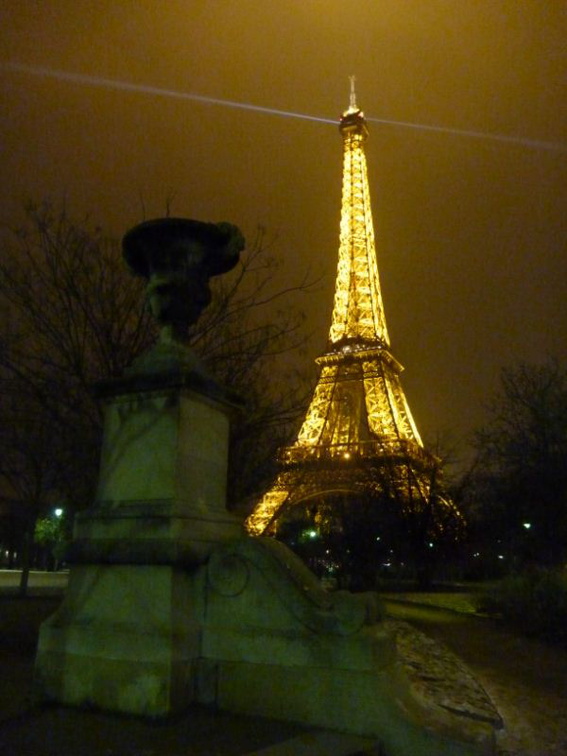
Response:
[523,522,532,530]
[473,552,480,558]
[307,530,318,539]
[428,542,434,548]
[343,452,351,459]
[498,555,505,560]
[376,536,381,541]
[54,508,64,518]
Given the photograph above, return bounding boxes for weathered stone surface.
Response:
[35,564,202,716]
[35,217,245,717]
[195,537,496,756]
[391,619,502,729]
[70,381,243,566]
[96,387,229,510]
[36,358,242,714]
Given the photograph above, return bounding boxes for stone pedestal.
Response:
[71,371,243,565]
[35,216,246,717]
[35,370,243,716]
[35,564,201,716]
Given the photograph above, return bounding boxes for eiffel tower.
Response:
[246,81,450,539]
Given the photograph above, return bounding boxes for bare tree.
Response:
[0,202,312,591]
[188,227,314,505]
[462,358,567,571]
[275,450,464,592]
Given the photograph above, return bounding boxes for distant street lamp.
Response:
[523,522,532,530]
[54,508,64,518]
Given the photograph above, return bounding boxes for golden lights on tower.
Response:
[246,83,434,537]
[329,103,389,346]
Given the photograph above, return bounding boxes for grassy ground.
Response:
[379,591,479,614]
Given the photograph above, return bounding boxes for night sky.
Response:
[1,1,566,463]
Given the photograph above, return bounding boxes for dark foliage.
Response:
[477,569,567,646]
[0,202,154,513]
[0,202,312,583]
[461,359,567,572]
[277,459,463,592]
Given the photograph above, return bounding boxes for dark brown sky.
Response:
[1,1,566,461]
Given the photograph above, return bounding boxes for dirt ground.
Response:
[383,599,567,756]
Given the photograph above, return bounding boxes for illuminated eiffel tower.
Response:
[246,81,446,537]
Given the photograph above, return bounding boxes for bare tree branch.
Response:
[0,202,315,574]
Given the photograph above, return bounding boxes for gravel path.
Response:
[384,599,567,756]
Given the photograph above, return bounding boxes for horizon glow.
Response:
[4,61,566,153]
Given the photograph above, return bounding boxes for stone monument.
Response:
[35,218,245,716]
[35,218,498,755]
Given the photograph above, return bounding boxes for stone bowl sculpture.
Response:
[123,218,244,343]
[121,218,245,379]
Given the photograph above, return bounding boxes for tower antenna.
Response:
[349,74,357,111]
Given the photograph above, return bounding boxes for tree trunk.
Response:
[18,530,31,597]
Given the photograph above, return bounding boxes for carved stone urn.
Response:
[123,218,242,340]
[122,218,244,377]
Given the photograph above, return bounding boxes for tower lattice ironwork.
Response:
[246,85,446,537]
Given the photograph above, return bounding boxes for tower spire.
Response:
[330,78,389,348]
[348,74,358,112]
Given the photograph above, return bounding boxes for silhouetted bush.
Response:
[477,569,567,646]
